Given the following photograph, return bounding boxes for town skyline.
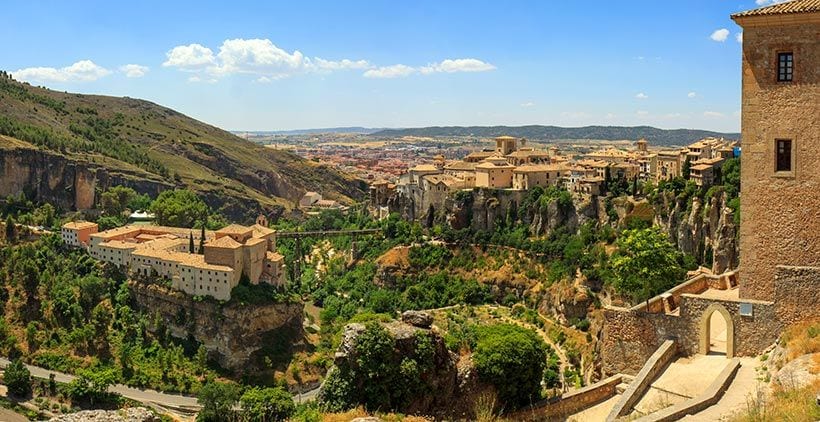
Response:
[1,0,777,133]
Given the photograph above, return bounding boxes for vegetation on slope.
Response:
[0,72,366,218]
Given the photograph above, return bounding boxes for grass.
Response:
[731,379,820,422]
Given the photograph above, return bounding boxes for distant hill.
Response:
[372,125,740,146]
[239,127,385,136]
[0,74,366,221]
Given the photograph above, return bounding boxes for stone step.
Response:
[616,382,630,394]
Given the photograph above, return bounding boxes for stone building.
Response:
[512,164,565,190]
[475,157,515,188]
[61,221,99,247]
[63,221,286,301]
[734,0,820,301]
[601,0,820,376]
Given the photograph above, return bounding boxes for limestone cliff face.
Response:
[653,190,739,274]
[0,147,171,211]
[0,147,288,222]
[129,282,304,371]
[388,187,739,273]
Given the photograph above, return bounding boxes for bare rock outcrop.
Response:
[130,282,304,371]
[49,408,158,422]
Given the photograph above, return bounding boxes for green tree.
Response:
[100,186,137,216]
[150,189,209,228]
[5,215,16,242]
[189,232,195,254]
[610,227,687,303]
[240,386,295,421]
[198,225,205,254]
[64,367,117,405]
[682,157,692,180]
[473,324,548,409]
[3,358,31,397]
[197,382,240,422]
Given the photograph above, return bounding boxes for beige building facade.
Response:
[733,1,820,301]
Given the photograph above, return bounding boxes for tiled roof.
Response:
[513,164,565,173]
[217,224,253,235]
[208,235,242,249]
[732,0,820,17]
[63,221,98,230]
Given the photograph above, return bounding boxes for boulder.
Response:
[49,408,159,422]
[401,310,433,328]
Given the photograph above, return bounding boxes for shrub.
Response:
[3,358,31,397]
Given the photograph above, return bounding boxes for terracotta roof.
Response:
[251,224,275,237]
[507,149,550,158]
[266,251,284,261]
[63,221,98,230]
[409,164,440,172]
[96,240,139,250]
[513,164,565,173]
[216,224,253,235]
[732,0,820,18]
[444,161,476,171]
[494,135,517,140]
[208,236,242,249]
[475,161,515,170]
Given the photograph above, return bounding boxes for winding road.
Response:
[0,357,323,418]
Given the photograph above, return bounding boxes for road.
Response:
[0,357,323,416]
[0,357,201,414]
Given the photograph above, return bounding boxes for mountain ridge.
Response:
[371,125,740,146]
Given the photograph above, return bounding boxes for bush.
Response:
[473,324,548,409]
[3,358,31,397]
[240,386,295,421]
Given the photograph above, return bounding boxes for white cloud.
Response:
[636,110,650,117]
[363,64,417,79]
[119,64,149,78]
[187,75,217,84]
[560,111,590,119]
[704,111,725,118]
[736,33,743,43]
[710,28,730,42]
[756,0,789,5]
[520,102,536,108]
[311,58,370,71]
[688,92,697,98]
[604,113,617,120]
[419,58,495,74]
[14,60,111,83]
[164,38,493,82]
[163,44,216,69]
[635,92,649,100]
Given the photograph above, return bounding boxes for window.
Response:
[776,139,792,172]
[777,52,793,82]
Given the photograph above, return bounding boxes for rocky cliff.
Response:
[320,312,488,419]
[129,282,304,372]
[652,189,739,274]
[392,187,738,274]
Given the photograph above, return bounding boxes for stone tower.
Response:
[494,136,518,155]
[731,0,820,301]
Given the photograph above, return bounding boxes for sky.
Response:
[2,0,780,133]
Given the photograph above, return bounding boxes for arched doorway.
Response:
[699,304,734,358]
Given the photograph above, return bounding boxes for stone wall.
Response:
[129,282,304,371]
[608,340,678,420]
[508,374,625,420]
[602,294,780,376]
[738,21,820,302]
[774,265,820,326]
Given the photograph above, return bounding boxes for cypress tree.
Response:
[5,215,16,242]
[189,232,195,253]
[198,225,205,254]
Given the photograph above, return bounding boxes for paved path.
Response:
[681,357,763,421]
[632,354,730,416]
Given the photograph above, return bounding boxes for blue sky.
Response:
[2,1,774,132]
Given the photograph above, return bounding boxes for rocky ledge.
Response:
[49,408,159,422]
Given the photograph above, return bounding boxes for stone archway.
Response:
[699,303,734,358]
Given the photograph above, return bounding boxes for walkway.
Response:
[680,357,762,421]
[566,393,622,422]
[630,354,731,417]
